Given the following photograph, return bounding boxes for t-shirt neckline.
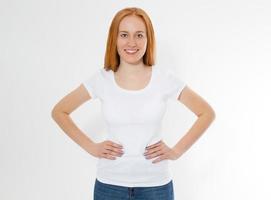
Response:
[110,67,155,94]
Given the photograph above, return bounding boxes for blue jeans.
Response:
[93,178,174,200]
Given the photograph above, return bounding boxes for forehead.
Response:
[118,15,146,32]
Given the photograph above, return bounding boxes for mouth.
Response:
[124,49,139,55]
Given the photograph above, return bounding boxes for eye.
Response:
[137,34,144,38]
[120,33,128,38]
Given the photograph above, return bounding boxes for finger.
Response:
[104,144,113,152]
[145,150,164,159]
[105,141,122,149]
[146,140,162,149]
[104,148,123,157]
[145,145,163,155]
[102,152,116,160]
[152,157,160,163]
[109,142,124,154]
[106,145,124,154]
[152,155,167,163]
[111,150,124,157]
[109,141,123,149]
[106,154,116,160]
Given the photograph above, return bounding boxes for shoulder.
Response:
[153,65,179,81]
[86,67,111,81]
[153,65,166,78]
[99,67,112,80]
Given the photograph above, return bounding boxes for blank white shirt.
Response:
[82,65,186,187]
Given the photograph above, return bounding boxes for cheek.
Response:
[117,40,125,54]
[117,38,126,48]
[139,40,147,49]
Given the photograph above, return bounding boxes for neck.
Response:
[117,60,147,75]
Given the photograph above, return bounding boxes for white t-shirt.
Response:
[82,66,186,187]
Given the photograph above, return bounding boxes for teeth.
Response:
[125,49,138,53]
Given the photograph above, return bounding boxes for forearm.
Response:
[52,111,95,155]
[173,112,215,158]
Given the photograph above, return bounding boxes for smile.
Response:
[124,49,139,54]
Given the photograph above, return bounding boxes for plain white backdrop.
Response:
[1,0,271,199]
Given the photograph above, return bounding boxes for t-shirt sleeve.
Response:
[164,69,187,101]
[82,69,103,100]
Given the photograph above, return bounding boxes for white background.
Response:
[1,0,271,199]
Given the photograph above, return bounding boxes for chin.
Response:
[124,59,142,65]
[119,55,142,64]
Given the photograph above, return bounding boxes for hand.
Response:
[143,140,180,163]
[89,140,124,160]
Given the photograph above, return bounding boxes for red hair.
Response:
[104,7,156,72]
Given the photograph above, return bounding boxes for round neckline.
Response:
[110,67,155,93]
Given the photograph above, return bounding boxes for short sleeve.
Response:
[82,69,103,100]
[164,70,186,101]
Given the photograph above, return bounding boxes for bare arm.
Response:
[51,84,96,156]
[51,84,123,159]
[173,86,216,157]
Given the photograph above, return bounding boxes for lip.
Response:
[125,49,139,52]
[124,49,139,53]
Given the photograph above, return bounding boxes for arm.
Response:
[173,86,216,157]
[51,84,96,156]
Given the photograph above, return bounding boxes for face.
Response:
[117,15,148,65]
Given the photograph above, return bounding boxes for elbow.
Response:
[51,106,64,120]
[51,103,71,121]
[51,107,58,120]
[207,107,216,121]
[51,105,70,120]
[199,107,216,121]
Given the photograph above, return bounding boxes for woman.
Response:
[51,7,215,200]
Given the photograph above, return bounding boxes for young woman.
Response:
[51,7,215,200]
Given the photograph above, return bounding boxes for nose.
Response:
[127,37,136,46]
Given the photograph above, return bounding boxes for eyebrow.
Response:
[119,31,145,33]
